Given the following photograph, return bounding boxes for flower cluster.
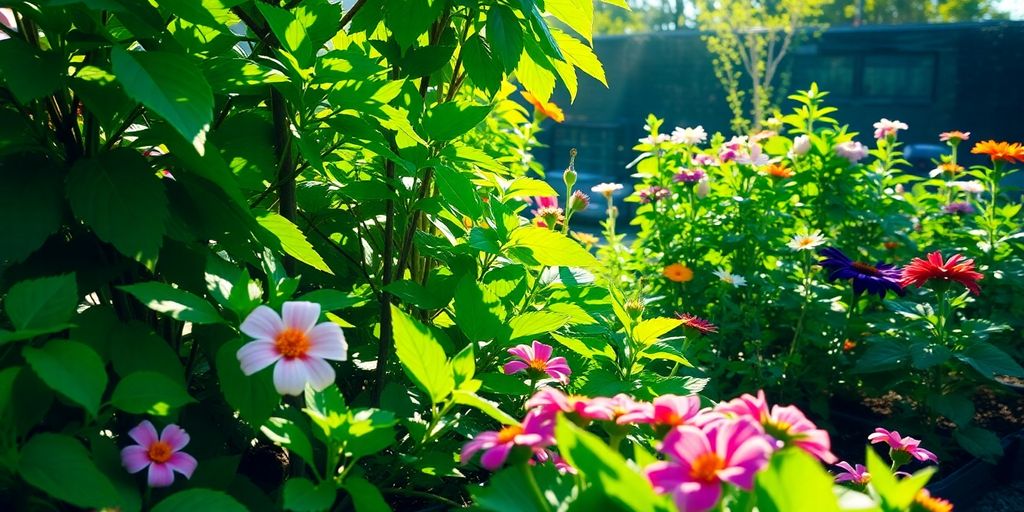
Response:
[833,427,938,488]
[817,248,983,298]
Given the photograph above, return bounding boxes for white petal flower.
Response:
[788,231,826,251]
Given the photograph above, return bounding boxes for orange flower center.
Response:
[689,452,725,483]
[147,441,173,463]
[496,425,523,444]
[851,261,880,276]
[528,358,547,371]
[275,327,311,359]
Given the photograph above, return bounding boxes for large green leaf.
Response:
[283,477,336,512]
[19,433,121,509]
[460,35,501,96]
[754,449,840,512]
[343,476,392,512]
[452,389,517,425]
[632,317,682,346]
[255,212,333,275]
[505,226,599,268]
[120,282,223,324]
[486,5,524,73]
[383,0,445,50]
[23,340,107,416]
[257,3,313,67]
[433,165,484,218]
[954,425,1003,463]
[391,306,454,404]
[545,0,594,44]
[0,38,64,103]
[217,338,280,425]
[66,149,169,265]
[551,28,606,86]
[507,311,570,341]
[5,274,77,332]
[0,157,63,263]
[422,102,493,142]
[110,371,195,416]
[957,341,1024,379]
[151,489,247,512]
[454,276,508,343]
[112,47,214,154]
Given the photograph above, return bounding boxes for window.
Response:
[862,54,935,101]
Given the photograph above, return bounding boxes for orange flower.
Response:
[842,339,857,351]
[663,263,693,283]
[883,241,899,250]
[912,489,953,512]
[763,163,794,179]
[971,140,1024,163]
[520,91,565,123]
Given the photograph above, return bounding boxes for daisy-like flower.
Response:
[237,301,348,396]
[900,251,983,295]
[942,202,975,215]
[674,168,706,183]
[873,118,909,140]
[912,489,953,512]
[121,421,198,488]
[939,131,970,143]
[947,180,985,194]
[817,247,904,298]
[663,263,694,283]
[671,126,708,145]
[638,186,671,204]
[503,340,571,385]
[572,231,600,247]
[763,163,794,179]
[461,410,554,470]
[568,190,590,213]
[617,394,702,427]
[535,206,565,227]
[581,393,647,423]
[711,390,836,463]
[692,153,718,167]
[971,140,1024,163]
[835,141,869,164]
[788,231,826,251]
[929,162,964,178]
[645,418,773,512]
[591,182,623,199]
[789,135,811,158]
[735,142,770,166]
[639,133,672,145]
[868,428,938,465]
[677,312,717,335]
[712,267,747,287]
[520,91,565,123]
[833,461,870,486]
[525,387,590,420]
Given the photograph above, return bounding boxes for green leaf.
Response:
[66,149,169,264]
[19,433,121,509]
[454,276,508,343]
[262,415,315,467]
[110,371,195,416]
[5,274,77,332]
[545,0,594,44]
[505,226,599,268]
[298,289,368,311]
[632,317,682,346]
[120,282,223,324]
[257,2,313,67]
[256,212,333,275]
[151,489,247,512]
[555,418,662,511]
[551,28,606,86]
[508,311,570,341]
[853,339,909,373]
[754,449,840,512]
[112,47,213,155]
[452,389,517,425]
[433,165,483,217]
[866,448,935,509]
[515,46,556,104]
[391,305,454,404]
[423,102,493,142]
[909,342,952,370]
[384,0,445,50]
[505,177,558,198]
[0,157,63,263]
[452,343,476,388]
[929,393,975,427]
[954,425,1003,463]
[486,5,524,73]
[343,476,392,512]
[472,465,556,512]
[957,341,1024,379]
[0,38,64,103]
[461,35,502,96]
[202,57,288,94]
[640,342,692,367]
[283,477,336,512]
[23,340,107,416]
[217,338,280,425]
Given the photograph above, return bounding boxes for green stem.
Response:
[520,463,552,512]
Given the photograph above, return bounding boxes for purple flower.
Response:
[817,247,904,298]
[868,428,938,465]
[121,421,197,487]
[834,461,871,485]
[674,168,706,183]
[942,202,975,215]
[639,186,671,204]
[503,340,571,385]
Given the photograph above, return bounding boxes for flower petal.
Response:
[237,340,282,375]
[167,452,198,479]
[305,322,347,361]
[121,445,151,474]
[147,463,176,488]
[646,461,686,493]
[480,443,513,471]
[273,357,311,396]
[532,341,552,361]
[240,305,283,340]
[128,420,159,447]
[302,357,336,392]
[503,361,529,375]
[283,301,320,332]
[160,424,190,451]
[674,481,722,512]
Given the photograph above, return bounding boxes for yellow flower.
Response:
[663,263,694,283]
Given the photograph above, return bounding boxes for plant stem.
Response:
[521,463,552,512]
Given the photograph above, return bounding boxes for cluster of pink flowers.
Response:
[873,118,909,140]
[835,140,870,164]
[718,136,770,166]
[833,427,938,487]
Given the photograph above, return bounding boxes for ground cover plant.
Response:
[0,1,1021,511]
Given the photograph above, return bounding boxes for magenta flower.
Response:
[674,168,706,183]
[943,202,975,215]
[868,428,938,464]
[646,418,773,512]
[617,394,702,427]
[712,390,836,463]
[580,393,646,423]
[121,421,197,488]
[525,387,590,420]
[503,340,571,385]
[873,118,909,140]
[692,154,718,167]
[461,410,554,470]
[834,461,871,486]
[237,301,348,396]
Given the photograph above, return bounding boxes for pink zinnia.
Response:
[713,390,836,463]
[617,394,702,427]
[939,131,970,143]
[461,410,554,470]
[835,141,869,164]
[236,301,348,396]
[580,393,646,423]
[834,461,871,485]
[503,340,571,385]
[868,428,938,464]
[646,418,773,512]
[873,118,909,140]
[121,421,197,488]
[525,387,589,420]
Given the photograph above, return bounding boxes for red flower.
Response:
[677,313,717,335]
[900,251,983,295]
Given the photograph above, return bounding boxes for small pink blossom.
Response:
[461,410,554,470]
[674,168,706,183]
[237,301,348,396]
[939,131,970,142]
[868,428,938,464]
[835,141,869,164]
[712,390,836,463]
[617,394,702,427]
[873,118,908,140]
[789,135,811,158]
[834,461,871,485]
[525,387,590,420]
[121,421,197,488]
[646,418,773,512]
[503,340,571,385]
[692,154,718,167]
[580,393,646,423]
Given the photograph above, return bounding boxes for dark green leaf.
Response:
[485,5,523,73]
[110,371,195,416]
[391,305,453,404]
[461,35,501,96]
[954,426,1003,463]
[120,281,223,324]
[151,489,247,512]
[0,157,63,263]
[957,341,1024,379]
[283,477,336,512]
[19,433,121,509]
[0,38,64,103]
[217,338,280,425]
[5,274,77,331]
[422,102,493,142]
[23,340,107,416]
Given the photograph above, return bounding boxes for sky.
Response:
[996,0,1024,18]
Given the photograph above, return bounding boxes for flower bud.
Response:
[563,168,577,189]
[696,178,710,199]
[624,298,645,320]
[568,190,590,213]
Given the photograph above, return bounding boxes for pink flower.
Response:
[237,301,348,396]
[868,428,938,464]
[580,393,645,423]
[0,9,15,41]
[835,141,869,164]
[834,461,871,485]
[712,390,836,463]
[873,118,909,140]
[461,410,554,470]
[525,387,589,420]
[617,394,702,427]
[534,450,577,474]
[939,131,970,143]
[692,154,718,167]
[121,421,197,488]
[674,168,706,183]
[503,340,571,385]
[646,418,773,512]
